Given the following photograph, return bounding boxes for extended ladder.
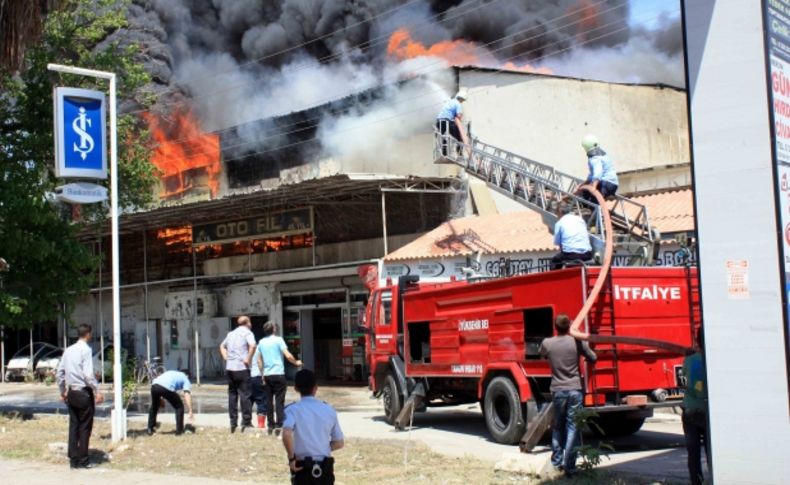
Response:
[434,123,659,264]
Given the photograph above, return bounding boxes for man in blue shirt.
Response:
[436,89,468,157]
[551,202,593,269]
[257,321,302,436]
[147,369,194,435]
[575,134,619,204]
[282,369,344,485]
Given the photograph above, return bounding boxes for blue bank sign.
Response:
[53,87,107,179]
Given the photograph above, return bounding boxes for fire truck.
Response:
[363,266,699,445]
[361,126,700,446]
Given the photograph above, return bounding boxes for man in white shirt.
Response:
[257,321,302,436]
[551,202,593,270]
[220,315,256,433]
[56,324,104,469]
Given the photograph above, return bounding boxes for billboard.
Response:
[764,0,790,405]
[53,87,107,179]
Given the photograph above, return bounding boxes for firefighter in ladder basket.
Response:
[575,134,619,205]
[436,88,469,156]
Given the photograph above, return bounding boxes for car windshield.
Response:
[40,348,63,359]
[11,343,57,359]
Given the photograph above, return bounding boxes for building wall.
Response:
[459,70,690,179]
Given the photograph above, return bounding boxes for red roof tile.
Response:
[385,188,695,261]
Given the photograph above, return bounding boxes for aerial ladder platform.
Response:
[433,123,660,265]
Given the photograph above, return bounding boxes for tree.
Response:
[0,0,159,329]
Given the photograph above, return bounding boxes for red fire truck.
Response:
[363,265,699,445]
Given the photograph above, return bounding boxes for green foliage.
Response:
[0,0,158,329]
[572,408,614,474]
[106,349,138,408]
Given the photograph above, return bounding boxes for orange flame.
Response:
[387,28,552,74]
[143,108,221,201]
[157,226,192,248]
[387,28,483,65]
[568,0,601,41]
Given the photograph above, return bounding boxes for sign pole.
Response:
[47,64,124,442]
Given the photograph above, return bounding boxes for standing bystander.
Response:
[257,322,302,436]
[282,369,344,484]
[539,314,597,476]
[682,327,710,485]
[220,315,256,433]
[146,369,194,435]
[56,324,104,469]
[249,338,267,428]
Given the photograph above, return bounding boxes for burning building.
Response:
[66,1,689,382]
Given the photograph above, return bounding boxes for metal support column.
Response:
[143,230,150,363]
[98,236,105,385]
[192,248,200,385]
[381,191,388,256]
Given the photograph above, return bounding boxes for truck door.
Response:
[368,288,395,355]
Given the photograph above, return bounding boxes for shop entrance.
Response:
[311,308,343,381]
[282,307,343,381]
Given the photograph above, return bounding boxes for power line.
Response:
[142,0,428,102]
[146,0,631,152]
[161,9,669,167]
[137,0,501,108]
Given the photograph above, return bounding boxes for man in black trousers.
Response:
[220,315,256,432]
[147,369,194,435]
[56,324,104,469]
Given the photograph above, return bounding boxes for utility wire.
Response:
[135,0,490,106]
[146,0,632,152]
[164,10,668,168]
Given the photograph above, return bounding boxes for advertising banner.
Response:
[764,0,790,404]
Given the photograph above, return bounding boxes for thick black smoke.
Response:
[116,0,683,190]
[124,0,683,110]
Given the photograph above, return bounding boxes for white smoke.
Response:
[175,53,381,133]
[540,35,684,87]
[318,66,454,163]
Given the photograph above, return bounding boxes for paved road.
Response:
[1,382,698,482]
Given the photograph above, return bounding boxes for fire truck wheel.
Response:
[591,414,645,437]
[382,374,403,426]
[483,377,526,445]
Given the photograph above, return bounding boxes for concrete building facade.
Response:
[61,67,694,383]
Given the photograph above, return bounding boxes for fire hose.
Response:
[569,184,693,356]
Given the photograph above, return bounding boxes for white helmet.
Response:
[581,134,599,152]
[455,88,469,101]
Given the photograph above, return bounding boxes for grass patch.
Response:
[0,415,684,484]
[0,415,523,484]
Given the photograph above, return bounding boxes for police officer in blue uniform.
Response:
[282,369,344,484]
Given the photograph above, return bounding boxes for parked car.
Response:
[4,343,61,382]
[34,346,64,380]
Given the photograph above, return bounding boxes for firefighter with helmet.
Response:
[436,88,469,156]
[575,134,619,204]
